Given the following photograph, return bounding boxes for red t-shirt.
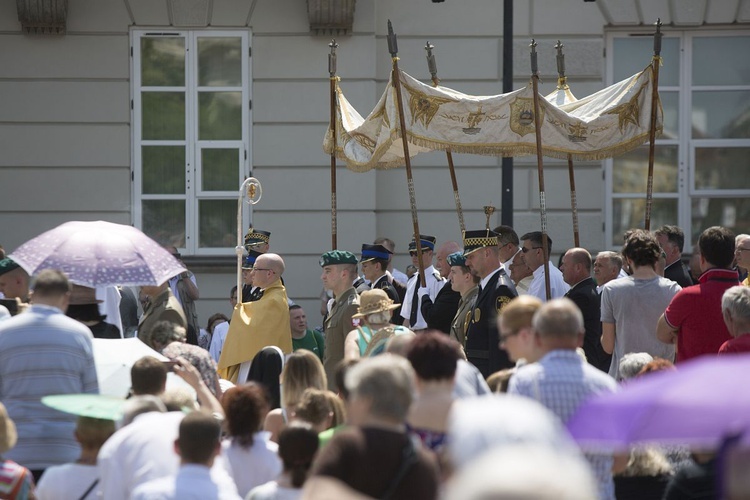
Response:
[718,334,750,355]
[664,268,739,362]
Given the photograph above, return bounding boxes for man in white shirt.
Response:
[131,412,241,500]
[519,231,570,301]
[400,235,444,330]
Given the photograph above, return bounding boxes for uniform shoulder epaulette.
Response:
[432,270,443,281]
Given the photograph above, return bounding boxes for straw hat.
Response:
[0,403,18,454]
[352,289,400,319]
[69,284,102,305]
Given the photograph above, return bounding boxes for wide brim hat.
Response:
[408,234,437,252]
[41,394,127,421]
[463,229,499,256]
[0,402,17,454]
[360,244,393,263]
[352,289,400,318]
[69,284,102,305]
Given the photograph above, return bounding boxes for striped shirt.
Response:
[0,304,99,469]
[509,350,617,500]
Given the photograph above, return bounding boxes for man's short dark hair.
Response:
[289,304,302,311]
[493,225,519,246]
[374,237,396,253]
[520,231,552,254]
[406,331,460,381]
[177,411,221,464]
[230,285,238,298]
[31,269,71,297]
[131,356,168,395]
[622,229,661,268]
[370,258,389,273]
[655,225,685,252]
[699,226,735,269]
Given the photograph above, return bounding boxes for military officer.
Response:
[320,250,360,390]
[400,235,444,331]
[240,250,264,303]
[360,243,401,323]
[244,227,271,254]
[463,229,518,378]
[447,251,480,348]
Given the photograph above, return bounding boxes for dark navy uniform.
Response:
[373,274,402,324]
[420,280,461,335]
[465,268,517,378]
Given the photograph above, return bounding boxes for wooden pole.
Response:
[554,40,580,247]
[425,41,466,234]
[328,40,339,249]
[389,21,426,286]
[644,19,662,231]
[530,39,551,300]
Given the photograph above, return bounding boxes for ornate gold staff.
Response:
[484,205,495,231]
[530,39,551,301]
[388,20,426,287]
[236,177,263,304]
[425,41,466,234]
[555,40,580,248]
[329,39,339,249]
[644,19,662,231]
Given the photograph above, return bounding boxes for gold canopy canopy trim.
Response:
[323,64,662,172]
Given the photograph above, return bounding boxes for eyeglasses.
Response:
[499,330,519,343]
[736,247,750,253]
[251,268,275,273]
[521,247,542,253]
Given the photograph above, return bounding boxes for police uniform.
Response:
[360,244,401,324]
[420,280,460,335]
[320,250,360,391]
[240,250,264,303]
[463,230,518,378]
[401,235,445,330]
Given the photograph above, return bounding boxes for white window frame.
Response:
[604,28,750,248]
[131,29,252,256]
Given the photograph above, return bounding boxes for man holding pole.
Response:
[463,229,517,378]
[400,235,444,331]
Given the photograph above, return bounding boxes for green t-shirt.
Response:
[292,329,325,361]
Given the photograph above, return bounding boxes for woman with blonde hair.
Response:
[496,295,543,366]
[264,349,327,442]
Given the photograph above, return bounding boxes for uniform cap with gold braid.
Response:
[462,229,499,256]
[408,235,437,252]
[244,228,271,247]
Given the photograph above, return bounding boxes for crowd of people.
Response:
[0,222,748,499]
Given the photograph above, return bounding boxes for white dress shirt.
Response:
[209,321,230,362]
[131,464,241,500]
[525,262,570,302]
[402,265,444,329]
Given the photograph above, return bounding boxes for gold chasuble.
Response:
[217,279,292,382]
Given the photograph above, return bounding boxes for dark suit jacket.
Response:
[565,277,611,372]
[373,275,402,324]
[664,260,695,288]
[420,280,460,334]
[465,269,517,378]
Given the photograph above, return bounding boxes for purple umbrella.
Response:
[567,354,750,451]
[9,220,185,288]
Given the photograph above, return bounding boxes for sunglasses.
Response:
[521,246,542,253]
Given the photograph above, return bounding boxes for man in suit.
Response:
[360,243,401,323]
[420,241,461,334]
[655,225,695,288]
[560,248,611,372]
[138,281,187,349]
[463,229,518,378]
[320,250,360,390]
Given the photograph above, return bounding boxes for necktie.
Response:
[409,279,420,326]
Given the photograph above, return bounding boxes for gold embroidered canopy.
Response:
[323,65,662,172]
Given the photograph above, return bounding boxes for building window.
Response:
[605,30,750,247]
[132,30,251,255]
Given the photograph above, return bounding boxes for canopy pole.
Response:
[389,21,426,286]
[644,19,662,231]
[328,40,339,249]
[425,41,466,235]
[530,39,551,301]
[236,178,263,304]
[554,40,580,248]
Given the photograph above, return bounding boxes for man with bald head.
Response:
[419,241,462,334]
[561,248,610,372]
[217,253,292,383]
